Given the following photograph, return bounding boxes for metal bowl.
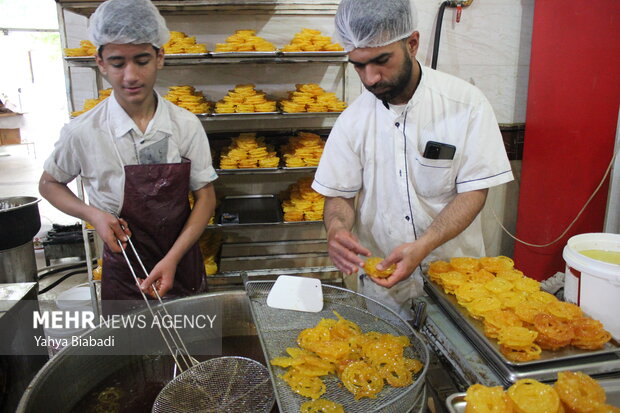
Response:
[0,196,40,250]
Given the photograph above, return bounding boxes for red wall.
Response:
[514,1,620,280]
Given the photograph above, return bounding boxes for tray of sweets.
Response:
[445,377,620,413]
[424,274,620,367]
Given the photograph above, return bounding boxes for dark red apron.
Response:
[101,159,206,303]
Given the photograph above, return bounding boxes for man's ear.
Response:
[406,31,420,57]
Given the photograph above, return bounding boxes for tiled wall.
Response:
[413,0,534,125]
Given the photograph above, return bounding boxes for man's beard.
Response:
[365,54,413,103]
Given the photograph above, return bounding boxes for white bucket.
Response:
[45,283,94,355]
[562,233,620,339]
[55,283,93,312]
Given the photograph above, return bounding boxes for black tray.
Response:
[216,195,282,225]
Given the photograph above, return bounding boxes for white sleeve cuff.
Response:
[312,179,359,198]
[456,169,514,193]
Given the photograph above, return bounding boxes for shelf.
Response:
[57,1,340,17]
[199,112,342,121]
[64,52,347,67]
[216,166,317,175]
[207,220,323,229]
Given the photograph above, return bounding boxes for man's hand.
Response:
[88,210,131,253]
[139,257,177,298]
[369,241,426,288]
[327,226,371,275]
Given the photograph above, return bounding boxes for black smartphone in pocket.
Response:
[423,140,456,160]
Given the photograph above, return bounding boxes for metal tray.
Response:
[279,111,342,116]
[164,53,210,58]
[445,377,620,412]
[280,166,318,171]
[279,51,346,57]
[64,56,95,61]
[245,281,430,413]
[424,275,620,367]
[216,194,282,225]
[215,167,279,174]
[210,111,280,117]
[210,51,279,58]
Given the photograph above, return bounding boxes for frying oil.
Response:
[579,249,620,266]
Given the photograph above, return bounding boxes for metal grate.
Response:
[245,281,429,413]
[152,356,274,413]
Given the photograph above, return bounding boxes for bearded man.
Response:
[312,0,514,319]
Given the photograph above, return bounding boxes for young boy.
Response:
[40,0,217,302]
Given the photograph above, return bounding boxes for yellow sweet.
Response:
[215,85,277,113]
[280,28,344,52]
[281,132,326,167]
[71,89,112,117]
[279,84,346,113]
[215,29,276,52]
[281,177,324,222]
[300,399,344,413]
[64,40,97,57]
[218,133,280,169]
[163,85,211,114]
[271,312,422,401]
[164,31,208,54]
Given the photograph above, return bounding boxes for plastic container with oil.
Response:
[563,232,620,339]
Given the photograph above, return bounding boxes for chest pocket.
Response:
[411,155,455,198]
[139,136,169,165]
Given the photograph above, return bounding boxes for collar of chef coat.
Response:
[107,91,173,142]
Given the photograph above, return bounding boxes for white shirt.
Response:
[312,64,514,318]
[44,92,217,215]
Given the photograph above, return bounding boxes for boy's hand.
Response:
[90,210,131,252]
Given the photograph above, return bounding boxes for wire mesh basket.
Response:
[245,281,430,413]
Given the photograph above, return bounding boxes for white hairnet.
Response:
[88,0,170,49]
[335,0,418,52]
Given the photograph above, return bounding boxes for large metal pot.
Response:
[17,291,260,413]
[0,196,41,250]
[18,291,428,413]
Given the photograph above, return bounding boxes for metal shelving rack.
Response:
[56,0,348,290]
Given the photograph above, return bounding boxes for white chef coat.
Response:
[312,63,514,319]
[44,91,217,215]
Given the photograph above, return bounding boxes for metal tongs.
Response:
[116,235,198,376]
[117,235,275,413]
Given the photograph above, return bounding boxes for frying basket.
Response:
[245,281,429,413]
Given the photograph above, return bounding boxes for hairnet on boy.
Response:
[88,0,170,48]
[335,0,418,52]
